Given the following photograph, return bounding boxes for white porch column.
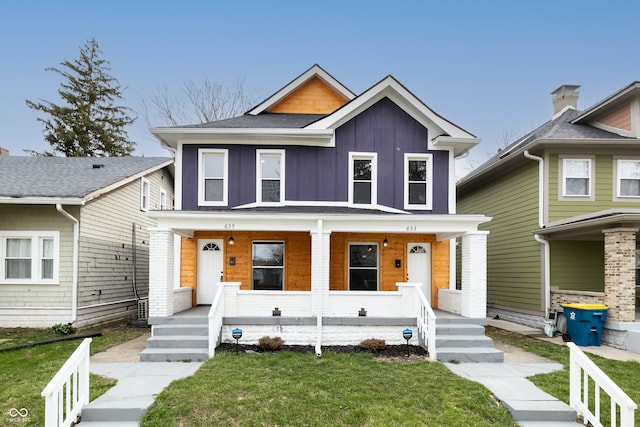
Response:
[311,221,331,317]
[460,231,488,319]
[149,228,175,318]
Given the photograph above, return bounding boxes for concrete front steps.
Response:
[435,315,504,363]
[140,311,209,362]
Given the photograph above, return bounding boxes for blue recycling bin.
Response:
[561,303,608,346]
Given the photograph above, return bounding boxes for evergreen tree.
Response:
[26,38,135,156]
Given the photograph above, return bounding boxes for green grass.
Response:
[0,321,147,427]
[141,351,518,427]
[486,326,640,426]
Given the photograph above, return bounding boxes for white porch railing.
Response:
[41,337,92,427]
[208,282,229,357]
[414,285,437,361]
[568,342,637,426]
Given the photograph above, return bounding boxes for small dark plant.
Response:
[258,336,285,351]
[50,323,75,335]
[359,338,386,353]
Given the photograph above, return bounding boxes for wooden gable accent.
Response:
[593,102,632,131]
[267,76,349,114]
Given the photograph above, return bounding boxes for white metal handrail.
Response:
[568,342,637,427]
[208,283,226,357]
[41,337,92,427]
[414,285,437,361]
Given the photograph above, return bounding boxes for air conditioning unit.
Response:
[137,298,149,320]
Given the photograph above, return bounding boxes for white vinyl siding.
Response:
[256,149,285,205]
[0,231,60,284]
[404,153,433,210]
[199,149,228,206]
[349,152,377,206]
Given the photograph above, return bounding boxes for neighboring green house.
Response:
[457,83,640,351]
[0,156,174,328]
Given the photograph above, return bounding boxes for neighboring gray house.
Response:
[0,156,174,327]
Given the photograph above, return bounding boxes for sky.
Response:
[2,0,640,177]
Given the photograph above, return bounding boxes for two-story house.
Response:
[145,65,492,360]
[457,82,640,351]
[0,156,174,327]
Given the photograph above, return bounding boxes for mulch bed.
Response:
[217,343,430,362]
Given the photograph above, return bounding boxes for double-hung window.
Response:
[252,241,284,290]
[617,159,640,198]
[257,150,285,204]
[199,149,228,206]
[159,189,167,210]
[140,178,150,211]
[561,158,592,198]
[348,243,378,291]
[404,154,433,210]
[1,231,59,284]
[349,153,377,205]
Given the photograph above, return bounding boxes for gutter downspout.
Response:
[315,219,323,357]
[523,151,550,318]
[56,204,79,323]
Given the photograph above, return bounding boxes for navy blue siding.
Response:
[181,97,450,213]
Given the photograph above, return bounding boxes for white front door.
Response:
[407,243,431,303]
[197,239,224,305]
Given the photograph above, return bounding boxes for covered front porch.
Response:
[536,210,640,350]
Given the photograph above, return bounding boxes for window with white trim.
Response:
[348,243,378,291]
[140,178,150,211]
[617,159,640,197]
[562,158,592,197]
[199,149,228,206]
[404,154,433,209]
[159,189,167,210]
[1,231,59,284]
[252,241,284,290]
[349,153,377,205]
[257,150,285,204]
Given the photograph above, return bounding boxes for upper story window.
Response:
[140,178,150,211]
[257,150,285,204]
[561,157,593,199]
[348,243,378,291]
[199,149,228,206]
[349,152,377,206]
[0,231,59,284]
[617,159,640,198]
[159,189,167,210]
[252,241,284,290]
[404,154,433,210]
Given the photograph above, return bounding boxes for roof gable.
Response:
[247,64,354,116]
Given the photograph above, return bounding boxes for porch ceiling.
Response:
[535,210,640,241]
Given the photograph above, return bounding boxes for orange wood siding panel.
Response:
[596,102,631,131]
[187,231,311,292]
[179,237,197,306]
[329,233,450,307]
[267,76,349,114]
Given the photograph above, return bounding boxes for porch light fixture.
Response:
[402,328,413,357]
[232,328,243,354]
[383,236,388,247]
[228,234,235,246]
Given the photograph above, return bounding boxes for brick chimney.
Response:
[0,147,9,156]
[551,85,580,117]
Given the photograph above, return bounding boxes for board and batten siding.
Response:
[77,167,173,323]
[0,204,75,308]
[547,152,640,223]
[458,162,542,312]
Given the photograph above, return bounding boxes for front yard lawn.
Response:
[141,350,519,427]
[0,321,147,427]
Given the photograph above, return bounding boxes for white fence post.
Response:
[41,337,92,427]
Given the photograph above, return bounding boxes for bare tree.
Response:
[141,77,256,128]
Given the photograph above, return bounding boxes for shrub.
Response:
[258,336,285,351]
[359,338,386,353]
[50,323,75,335]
